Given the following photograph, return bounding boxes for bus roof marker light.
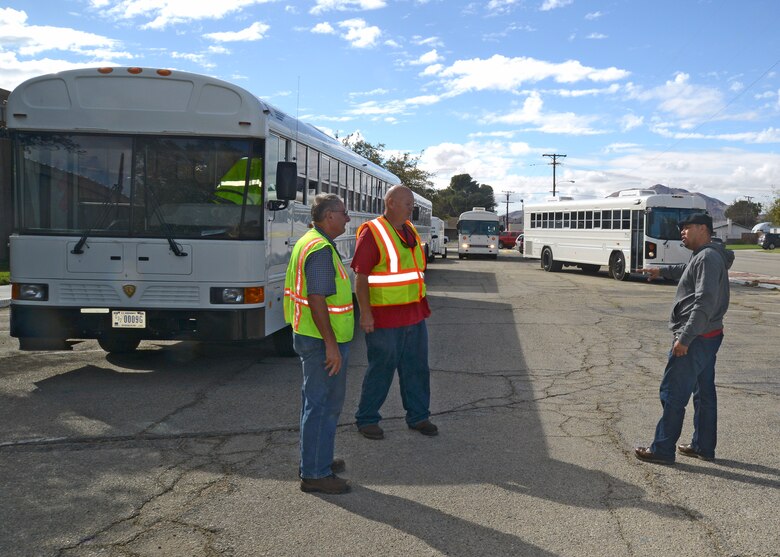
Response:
[239,121,251,126]
[156,69,172,76]
[127,67,143,74]
[97,67,113,74]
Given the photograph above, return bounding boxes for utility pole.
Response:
[745,195,754,227]
[501,190,512,230]
[542,153,566,197]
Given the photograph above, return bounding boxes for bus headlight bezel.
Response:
[13,283,49,301]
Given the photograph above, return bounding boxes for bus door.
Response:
[264,134,294,335]
[630,210,645,270]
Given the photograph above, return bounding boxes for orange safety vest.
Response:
[358,216,426,307]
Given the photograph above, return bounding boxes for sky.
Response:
[2,0,780,213]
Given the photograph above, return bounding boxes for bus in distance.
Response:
[6,67,429,354]
[457,207,500,259]
[523,191,708,280]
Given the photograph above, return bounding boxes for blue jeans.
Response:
[294,333,349,480]
[650,334,723,461]
[355,320,430,428]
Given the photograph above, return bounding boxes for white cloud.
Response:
[312,22,336,34]
[337,18,381,48]
[436,54,630,96]
[626,73,723,120]
[99,0,275,30]
[586,33,607,40]
[204,21,270,42]
[540,0,573,11]
[410,49,443,66]
[585,11,603,20]
[482,91,604,135]
[620,113,644,131]
[310,0,386,15]
[729,81,744,92]
[421,64,443,76]
[413,36,444,47]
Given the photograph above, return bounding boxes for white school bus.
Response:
[5,67,425,353]
[457,207,500,259]
[523,191,707,280]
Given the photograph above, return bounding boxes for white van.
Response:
[429,216,448,260]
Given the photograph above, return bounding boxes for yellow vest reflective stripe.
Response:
[358,217,426,307]
[284,228,354,342]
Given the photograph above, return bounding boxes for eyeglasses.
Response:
[328,209,349,216]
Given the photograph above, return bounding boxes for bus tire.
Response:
[442,248,447,259]
[426,245,434,263]
[97,336,141,354]
[271,325,297,357]
[459,253,465,259]
[498,241,505,249]
[609,252,629,281]
[541,247,562,272]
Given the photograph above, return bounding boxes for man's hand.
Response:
[324,339,342,376]
[359,310,375,334]
[672,339,689,357]
[638,267,661,281]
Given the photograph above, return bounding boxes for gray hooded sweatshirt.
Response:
[658,240,735,346]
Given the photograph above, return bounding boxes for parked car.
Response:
[498,231,517,249]
[759,232,779,250]
[515,233,524,254]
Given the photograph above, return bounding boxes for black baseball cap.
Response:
[678,213,713,232]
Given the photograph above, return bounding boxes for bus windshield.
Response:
[645,207,706,241]
[15,133,264,240]
[459,220,499,235]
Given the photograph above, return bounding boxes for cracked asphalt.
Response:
[1,251,778,557]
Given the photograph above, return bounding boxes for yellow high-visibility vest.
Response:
[284,228,354,342]
[358,216,426,307]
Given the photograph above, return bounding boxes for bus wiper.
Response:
[143,180,188,257]
[72,153,125,254]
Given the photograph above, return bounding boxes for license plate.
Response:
[112,310,146,328]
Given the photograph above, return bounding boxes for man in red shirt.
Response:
[351,185,437,439]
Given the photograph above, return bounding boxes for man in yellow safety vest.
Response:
[351,185,437,440]
[284,193,354,494]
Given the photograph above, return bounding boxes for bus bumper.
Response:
[10,304,266,342]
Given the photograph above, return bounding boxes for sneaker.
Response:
[300,474,350,494]
[634,446,674,465]
[357,424,384,440]
[331,458,346,474]
[408,420,438,436]
[677,444,714,461]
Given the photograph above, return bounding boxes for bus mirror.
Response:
[275,162,297,201]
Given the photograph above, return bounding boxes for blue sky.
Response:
[2,0,779,212]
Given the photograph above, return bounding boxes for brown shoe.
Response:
[409,420,438,436]
[677,444,714,461]
[358,424,384,440]
[331,458,346,473]
[300,474,350,494]
[634,446,674,465]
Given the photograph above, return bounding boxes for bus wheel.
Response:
[541,247,562,272]
[97,336,141,354]
[459,254,465,259]
[609,252,629,281]
[426,246,434,263]
[442,248,447,259]
[271,325,297,357]
[581,264,600,274]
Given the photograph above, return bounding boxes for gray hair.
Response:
[311,193,344,223]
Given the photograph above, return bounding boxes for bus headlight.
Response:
[210,286,264,304]
[12,283,49,301]
[645,241,657,259]
[461,243,469,249]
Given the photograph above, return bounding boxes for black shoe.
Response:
[357,424,384,440]
[300,474,350,494]
[634,446,674,465]
[677,444,714,461]
[331,458,346,474]
[408,420,438,436]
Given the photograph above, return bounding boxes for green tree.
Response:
[724,199,762,227]
[435,173,496,217]
[766,193,780,225]
[342,135,384,166]
[384,152,435,199]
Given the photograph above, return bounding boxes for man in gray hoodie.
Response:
[635,212,734,465]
